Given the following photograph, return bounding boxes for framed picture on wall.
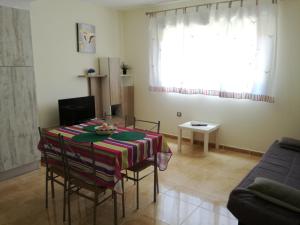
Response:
[76,23,96,53]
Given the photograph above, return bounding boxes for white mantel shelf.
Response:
[78,74,107,78]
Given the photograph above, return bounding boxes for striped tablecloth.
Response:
[38,119,172,190]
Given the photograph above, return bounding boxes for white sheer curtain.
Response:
[149,0,277,102]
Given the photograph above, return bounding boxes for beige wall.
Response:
[122,0,300,152]
[30,0,123,127]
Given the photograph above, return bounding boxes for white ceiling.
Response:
[0,0,180,10]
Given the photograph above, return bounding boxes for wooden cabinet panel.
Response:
[99,57,111,116]
[98,57,133,119]
[109,58,121,105]
[99,57,121,115]
[89,77,102,117]
[122,86,134,124]
[0,67,39,172]
[0,6,33,67]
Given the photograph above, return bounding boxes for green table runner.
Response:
[72,133,110,143]
[111,131,145,141]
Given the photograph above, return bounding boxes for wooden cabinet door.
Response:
[109,58,121,105]
[89,77,102,117]
[122,86,134,124]
[99,57,111,116]
[0,7,33,67]
[0,67,39,172]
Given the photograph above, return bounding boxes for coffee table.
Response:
[178,121,220,154]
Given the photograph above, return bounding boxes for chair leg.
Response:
[136,172,139,210]
[113,191,118,225]
[45,169,49,208]
[68,182,71,225]
[153,164,158,203]
[156,172,159,194]
[50,170,55,198]
[121,178,125,217]
[93,193,98,225]
[133,172,136,185]
[63,180,67,222]
[125,170,128,181]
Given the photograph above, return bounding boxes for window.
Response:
[149,0,277,102]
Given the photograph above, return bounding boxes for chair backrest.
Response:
[60,137,97,186]
[38,127,65,170]
[125,115,134,127]
[132,117,160,134]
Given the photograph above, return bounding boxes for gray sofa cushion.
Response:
[247,177,300,213]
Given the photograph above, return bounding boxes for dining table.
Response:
[38,119,172,193]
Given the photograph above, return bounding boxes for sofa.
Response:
[227,139,300,225]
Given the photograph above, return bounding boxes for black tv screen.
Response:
[58,96,95,126]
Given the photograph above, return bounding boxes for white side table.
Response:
[178,121,220,154]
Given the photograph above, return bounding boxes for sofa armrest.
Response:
[227,189,300,225]
[279,137,300,151]
[247,177,300,213]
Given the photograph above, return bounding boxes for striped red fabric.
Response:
[38,119,172,190]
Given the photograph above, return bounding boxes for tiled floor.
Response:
[0,138,260,225]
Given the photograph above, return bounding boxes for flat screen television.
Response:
[58,96,95,126]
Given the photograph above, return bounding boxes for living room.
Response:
[0,0,299,225]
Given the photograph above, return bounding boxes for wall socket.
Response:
[177,112,182,117]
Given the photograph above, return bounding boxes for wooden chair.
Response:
[60,136,125,225]
[38,127,67,221]
[124,117,160,209]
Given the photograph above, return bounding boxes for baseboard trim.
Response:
[162,133,264,157]
[0,161,40,182]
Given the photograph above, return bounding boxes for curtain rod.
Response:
[145,0,277,16]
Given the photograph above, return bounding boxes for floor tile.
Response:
[0,137,260,225]
[181,207,238,225]
[140,194,198,225]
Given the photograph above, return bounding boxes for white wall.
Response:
[122,0,300,152]
[30,0,123,127]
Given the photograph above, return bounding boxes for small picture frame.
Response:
[76,23,96,53]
